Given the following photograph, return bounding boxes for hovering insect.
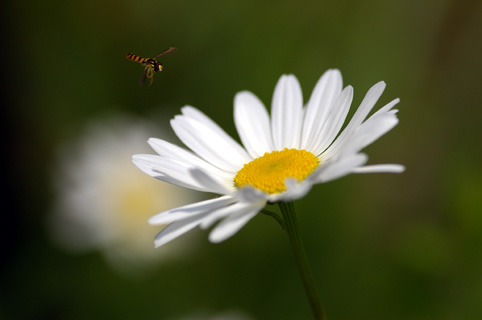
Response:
[126,47,177,85]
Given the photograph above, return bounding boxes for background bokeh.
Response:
[3,0,482,319]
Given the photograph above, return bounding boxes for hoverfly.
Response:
[126,47,176,85]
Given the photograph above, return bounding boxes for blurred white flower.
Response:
[169,310,254,320]
[49,115,200,273]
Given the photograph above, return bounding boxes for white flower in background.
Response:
[169,310,254,320]
[49,115,200,272]
[133,70,405,247]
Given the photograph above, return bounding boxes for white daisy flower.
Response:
[133,69,405,247]
[49,115,201,273]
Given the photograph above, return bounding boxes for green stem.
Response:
[278,201,327,320]
[261,208,285,229]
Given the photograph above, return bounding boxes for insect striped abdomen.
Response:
[126,53,147,64]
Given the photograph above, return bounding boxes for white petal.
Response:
[132,154,165,179]
[301,69,343,150]
[322,81,386,160]
[171,116,251,172]
[268,178,314,203]
[180,106,233,141]
[189,168,234,195]
[271,75,304,149]
[353,164,405,173]
[316,153,368,183]
[234,91,274,158]
[200,201,245,229]
[234,186,269,203]
[372,98,400,116]
[148,196,236,225]
[133,154,232,193]
[339,113,399,156]
[153,212,211,247]
[132,154,208,192]
[148,138,234,181]
[309,85,353,155]
[208,203,264,243]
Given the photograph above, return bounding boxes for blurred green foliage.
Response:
[3,0,482,319]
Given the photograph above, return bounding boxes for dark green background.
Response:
[3,0,482,319]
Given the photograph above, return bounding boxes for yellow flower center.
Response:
[234,148,319,194]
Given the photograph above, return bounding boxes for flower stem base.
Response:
[279,201,327,320]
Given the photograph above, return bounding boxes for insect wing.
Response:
[139,67,149,85]
[155,47,177,58]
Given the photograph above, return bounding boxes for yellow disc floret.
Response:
[234,148,319,194]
